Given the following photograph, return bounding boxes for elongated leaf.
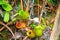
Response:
[4,11,10,22]
[2,3,12,11]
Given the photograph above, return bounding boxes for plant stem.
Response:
[0,21,14,37]
[23,36,28,40]
[0,21,13,32]
[21,0,23,10]
[0,27,5,32]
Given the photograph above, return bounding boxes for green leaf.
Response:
[35,24,46,31]
[30,22,36,29]
[2,3,12,11]
[18,10,29,20]
[4,11,10,22]
[47,0,53,3]
[34,28,43,36]
[47,0,58,6]
[0,0,5,5]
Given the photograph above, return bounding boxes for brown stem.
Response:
[21,0,23,10]
[14,0,16,5]
[23,36,28,40]
[0,27,5,32]
[0,21,14,37]
[0,21,13,32]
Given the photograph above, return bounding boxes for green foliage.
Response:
[0,0,5,5]
[0,0,12,23]
[0,0,12,11]
[30,22,36,29]
[4,11,10,22]
[2,3,12,11]
[36,24,46,31]
[47,0,58,6]
[34,24,46,37]
[47,0,53,4]
[18,10,29,20]
[34,27,43,36]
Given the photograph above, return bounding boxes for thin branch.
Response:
[0,21,13,32]
[21,0,23,10]
[14,0,16,5]
[23,36,28,40]
[38,0,39,17]
[0,27,5,31]
[0,21,14,37]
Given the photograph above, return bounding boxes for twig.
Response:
[0,21,14,37]
[0,21,13,32]
[0,27,5,32]
[14,0,16,5]
[21,0,23,10]
[38,0,39,16]
[38,0,40,23]
[26,0,29,12]
[23,36,28,40]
